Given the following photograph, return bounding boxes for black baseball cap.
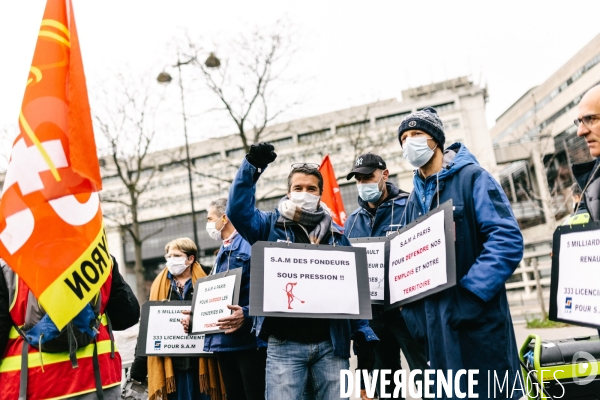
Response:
[346,153,387,180]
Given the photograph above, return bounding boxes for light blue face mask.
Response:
[403,137,436,168]
[357,174,383,203]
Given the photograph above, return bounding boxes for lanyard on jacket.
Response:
[347,199,396,237]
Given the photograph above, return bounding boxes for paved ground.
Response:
[115,322,598,399]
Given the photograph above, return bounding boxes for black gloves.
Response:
[354,332,376,371]
[246,142,277,169]
[448,287,487,329]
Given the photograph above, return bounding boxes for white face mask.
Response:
[289,191,320,211]
[206,218,226,241]
[166,256,188,276]
[403,137,436,168]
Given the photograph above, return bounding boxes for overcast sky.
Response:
[1,1,599,157]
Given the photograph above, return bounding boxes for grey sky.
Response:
[1,1,599,157]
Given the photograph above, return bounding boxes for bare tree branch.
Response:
[93,71,164,301]
[183,21,297,153]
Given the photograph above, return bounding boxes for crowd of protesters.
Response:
[3,85,600,399]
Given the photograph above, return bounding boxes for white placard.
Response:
[191,274,237,333]
[352,241,386,301]
[556,230,600,326]
[263,247,360,314]
[145,305,210,355]
[388,210,448,304]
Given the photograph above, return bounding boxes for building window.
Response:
[336,120,370,136]
[298,129,331,143]
[269,136,294,147]
[195,152,221,164]
[375,112,411,127]
[443,118,460,130]
[226,148,246,159]
[419,102,455,114]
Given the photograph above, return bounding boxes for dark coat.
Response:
[203,233,267,352]
[344,182,409,238]
[401,143,524,399]
[573,158,600,220]
[226,158,378,359]
[345,182,409,321]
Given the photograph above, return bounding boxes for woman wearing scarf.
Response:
[129,237,226,400]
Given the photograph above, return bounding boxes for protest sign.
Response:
[350,237,389,304]
[550,222,600,329]
[137,301,213,357]
[385,200,456,309]
[250,242,372,319]
[190,269,242,334]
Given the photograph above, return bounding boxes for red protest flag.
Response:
[319,154,347,226]
[0,0,108,329]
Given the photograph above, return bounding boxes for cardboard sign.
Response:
[385,200,457,309]
[137,301,213,357]
[190,269,242,335]
[250,242,372,319]
[550,222,600,329]
[350,237,389,304]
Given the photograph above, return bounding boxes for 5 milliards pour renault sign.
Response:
[137,301,213,357]
[249,242,372,319]
[550,221,600,329]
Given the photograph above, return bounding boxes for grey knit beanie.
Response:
[398,107,445,148]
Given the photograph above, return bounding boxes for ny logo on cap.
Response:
[355,158,363,166]
[408,121,417,127]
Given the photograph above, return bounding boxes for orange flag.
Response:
[319,155,347,226]
[0,0,108,329]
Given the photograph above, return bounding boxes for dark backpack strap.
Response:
[67,323,79,369]
[105,314,115,359]
[92,339,104,400]
[18,341,28,400]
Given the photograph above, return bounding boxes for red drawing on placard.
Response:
[284,282,305,309]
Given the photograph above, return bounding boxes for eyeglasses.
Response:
[290,163,319,170]
[574,113,600,128]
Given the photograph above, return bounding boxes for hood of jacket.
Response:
[437,143,479,181]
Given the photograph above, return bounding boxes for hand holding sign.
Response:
[182,310,191,334]
[217,305,244,334]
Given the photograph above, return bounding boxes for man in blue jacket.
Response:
[202,197,267,400]
[226,143,378,399]
[345,153,427,399]
[397,107,524,398]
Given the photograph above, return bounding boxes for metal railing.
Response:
[506,241,553,322]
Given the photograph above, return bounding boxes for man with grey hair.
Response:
[185,198,267,399]
[572,84,600,338]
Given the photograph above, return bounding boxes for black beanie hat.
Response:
[397,107,445,148]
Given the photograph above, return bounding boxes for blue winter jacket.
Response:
[401,143,524,399]
[345,182,409,238]
[226,158,378,359]
[345,182,409,321]
[203,233,267,352]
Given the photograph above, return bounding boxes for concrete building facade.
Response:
[0,77,487,297]
[491,33,600,236]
